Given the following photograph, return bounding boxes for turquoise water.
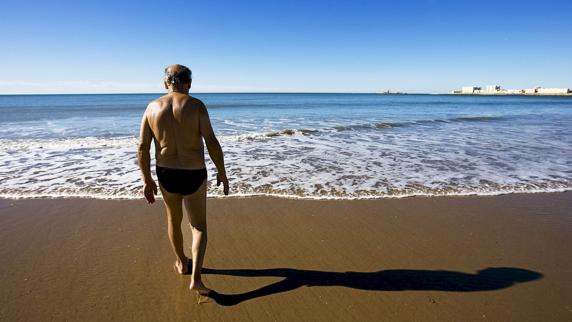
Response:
[0,93,571,198]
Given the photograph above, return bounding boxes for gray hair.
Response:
[164,64,192,87]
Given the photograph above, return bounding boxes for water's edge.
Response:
[1,187,571,201]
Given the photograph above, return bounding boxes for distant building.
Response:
[524,87,540,94]
[536,88,570,94]
[484,85,501,93]
[462,86,481,94]
[451,85,570,95]
[504,89,524,94]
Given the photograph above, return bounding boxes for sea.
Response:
[0,93,571,199]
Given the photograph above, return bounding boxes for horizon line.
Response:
[0,91,440,96]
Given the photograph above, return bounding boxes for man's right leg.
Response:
[183,179,210,294]
[160,185,188,274]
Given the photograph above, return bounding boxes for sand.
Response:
[1,192,571,321]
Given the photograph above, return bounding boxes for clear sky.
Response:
[0,0,571,94]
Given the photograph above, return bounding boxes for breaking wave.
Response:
[222,115,508,142]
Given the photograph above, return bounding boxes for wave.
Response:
[221,128,320,142]
[0,115,511,147]
[222,115,508,142]
[334,115,507,131]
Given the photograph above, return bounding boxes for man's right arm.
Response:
[138,107,158,203]
[199,103,229,195]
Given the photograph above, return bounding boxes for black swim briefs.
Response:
[156,166,207,195]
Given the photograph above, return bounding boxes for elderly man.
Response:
[138,64,229,297]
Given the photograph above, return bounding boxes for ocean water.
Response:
[0,93,571,199]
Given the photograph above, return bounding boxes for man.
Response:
[138,64,229,297]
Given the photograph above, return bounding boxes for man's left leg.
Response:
[184,179,210,294]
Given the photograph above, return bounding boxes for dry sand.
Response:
[1,192,571,321]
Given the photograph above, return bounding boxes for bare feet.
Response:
[173,257,189,275]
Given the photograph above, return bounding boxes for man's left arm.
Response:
[138,110,157,203]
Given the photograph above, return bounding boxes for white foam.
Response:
[1,118,571,200]
[2,187,571,201]
[0,137,137,151]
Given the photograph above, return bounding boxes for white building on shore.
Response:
[484,85,501,93]
[524,87,541,94]
[462,86,481,94]
[536,88,570,94]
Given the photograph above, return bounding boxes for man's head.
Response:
[164,64,192,93]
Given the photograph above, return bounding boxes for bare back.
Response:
[145,93,205,170]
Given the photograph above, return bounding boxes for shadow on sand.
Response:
[202,267,542,306]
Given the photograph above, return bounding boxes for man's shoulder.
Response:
[186,96,208,113]
[147,95,169,108]
[187,95,206,107]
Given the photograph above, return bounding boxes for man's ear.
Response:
[164,81,169,90]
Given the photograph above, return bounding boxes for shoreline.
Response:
[1,192,571,321]
[1,188,571,201]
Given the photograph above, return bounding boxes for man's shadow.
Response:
[202,267,542,306]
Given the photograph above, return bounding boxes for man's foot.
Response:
[190,280,212,304]
[173,258,190,275]
[190,280,211,294]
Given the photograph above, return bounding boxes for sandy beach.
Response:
[1,192,571,321]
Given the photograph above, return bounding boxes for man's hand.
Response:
[144,180,158,204]
[217,172,229,196]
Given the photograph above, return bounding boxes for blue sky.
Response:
[0,0,570,94]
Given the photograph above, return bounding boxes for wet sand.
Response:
[1,193,571,321]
